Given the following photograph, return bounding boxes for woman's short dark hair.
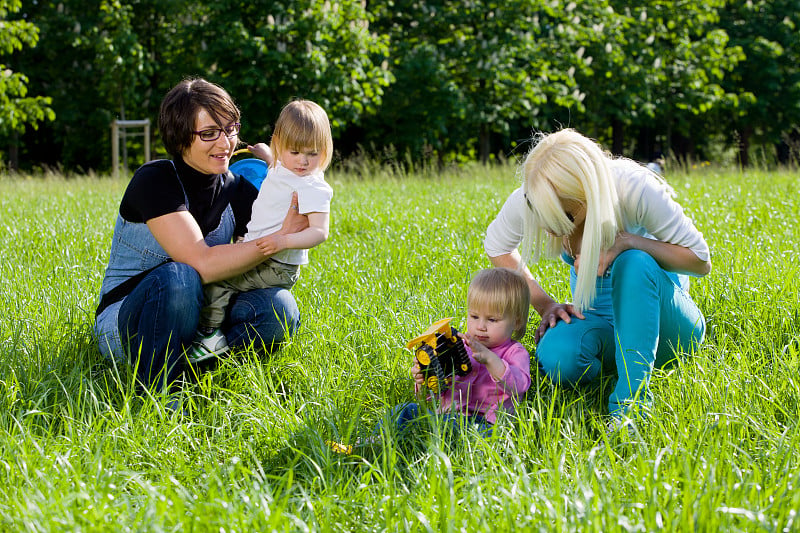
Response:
[158,78,241,157]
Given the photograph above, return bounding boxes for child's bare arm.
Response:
[255,211,329,256]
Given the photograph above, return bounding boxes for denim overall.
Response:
[94,161,300,391]
[94,161,234,360]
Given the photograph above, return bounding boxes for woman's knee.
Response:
[226,287,300,349]
[611,249,659,279]
[536,324,605,386]
[157,262,203,313]
[268,288,301,334]
[609,250,665,301]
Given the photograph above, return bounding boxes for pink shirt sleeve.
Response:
[435,339,531,424]
[492,341,532,397]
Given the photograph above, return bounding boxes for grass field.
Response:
[0,164,798,531]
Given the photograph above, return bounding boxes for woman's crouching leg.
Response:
[608,248,706,418]
[224,287,300,354]
[535,314,614,388]
[117,262,203,392]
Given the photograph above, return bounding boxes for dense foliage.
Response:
[2,0,799,171]
[0,0,54,154]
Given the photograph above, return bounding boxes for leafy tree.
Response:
[575,1,742,160]
[0,0,54,170]
[4,0,797,170]
[367,0,592,163]
[716,0,800,166]
[16,0,201,171]
[15,0,389,171]
[190,0,393,147]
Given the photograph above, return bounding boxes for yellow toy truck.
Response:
[406,317,472,394]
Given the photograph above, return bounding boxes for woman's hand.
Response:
[278,192,309,235]
[535,301,584,343]
[597,232,633,276]
[574,231,633,276]
[577,232,712,278]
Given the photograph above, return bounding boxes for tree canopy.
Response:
[0,0,54,169]
[3,0,798,171]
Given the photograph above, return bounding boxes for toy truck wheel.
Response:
[429,356,446,394]
[451,327,471,375]
[415,345,434,366]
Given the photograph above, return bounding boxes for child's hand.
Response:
[410,360,425,386]
[255,234,286,256]
[460,333,494,365]
[247,143,274,166]
[460,333,507,381]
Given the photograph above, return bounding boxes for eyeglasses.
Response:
[193,122,241,142]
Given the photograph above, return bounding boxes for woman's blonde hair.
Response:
[270,99,333,171]
[467,268,531,341]
[519,129,622,311]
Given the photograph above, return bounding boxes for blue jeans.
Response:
[536,250,705,417]
[386,402,493,438]
[117,262,300,392]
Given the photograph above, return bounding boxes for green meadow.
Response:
[0,164,798,531]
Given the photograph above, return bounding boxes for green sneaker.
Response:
[186,328,230,363]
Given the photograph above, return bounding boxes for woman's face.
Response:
[540,197,587,237]
[182,108,238,175]
[561,198,586,227]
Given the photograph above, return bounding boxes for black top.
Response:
[119,157,259,239]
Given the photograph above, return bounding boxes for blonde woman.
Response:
[484,129,710,421]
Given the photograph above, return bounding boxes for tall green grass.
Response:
[0,165,798,531]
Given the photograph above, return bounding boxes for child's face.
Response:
[466,307,516,349]
[281,147,322,177]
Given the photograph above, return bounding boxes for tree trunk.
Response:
[479,123,490,164]
[737,127,752,167]
[636,126,658,162]
[9,132,19,172]
[611,117,624,156]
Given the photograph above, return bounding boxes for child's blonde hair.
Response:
[467,268,530,341]
[270,99,333,171]
[519,129,622,311]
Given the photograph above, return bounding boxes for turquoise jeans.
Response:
[536,250,705,417]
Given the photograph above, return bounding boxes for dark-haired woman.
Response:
[94,78,304,395]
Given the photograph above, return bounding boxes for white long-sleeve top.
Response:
[484,158,710,265]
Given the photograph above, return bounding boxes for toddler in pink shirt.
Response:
[396,267,532,437]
